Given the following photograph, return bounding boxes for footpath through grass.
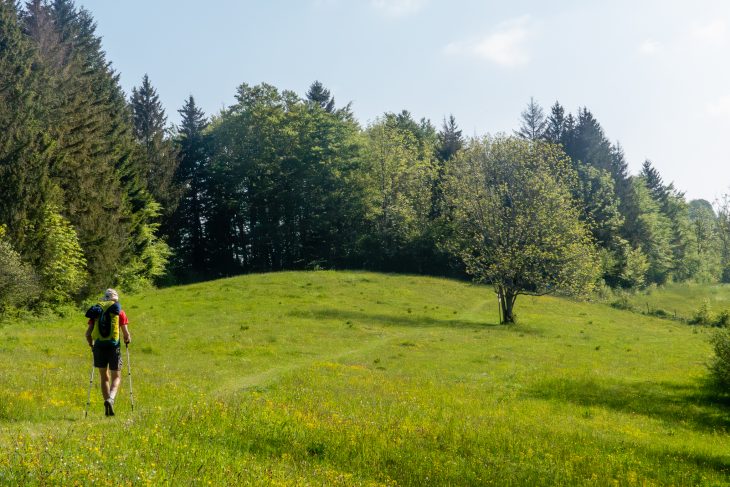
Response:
[0,271,728,485]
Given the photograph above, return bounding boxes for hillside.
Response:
[622,282,730,323]
[0,271,728,485]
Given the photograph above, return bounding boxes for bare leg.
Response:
[109,370,122,400]
[98,368,110,400]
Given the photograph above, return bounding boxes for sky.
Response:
[76,0,730,203]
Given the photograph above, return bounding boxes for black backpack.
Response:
[85,302,120,339]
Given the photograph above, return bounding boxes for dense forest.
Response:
[1,0,729,313]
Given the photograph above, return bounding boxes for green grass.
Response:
[622,282,730,322]
[0,271,728,485]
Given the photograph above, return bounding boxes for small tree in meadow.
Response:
[443,136,599,323]
[710,328,730,388]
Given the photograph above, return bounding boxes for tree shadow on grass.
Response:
[288,308,513,331]
[529,376,730,433]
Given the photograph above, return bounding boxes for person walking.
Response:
[85,288,131,416]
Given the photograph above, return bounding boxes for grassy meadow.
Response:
[622,282,730,323]
[0,271,729,485]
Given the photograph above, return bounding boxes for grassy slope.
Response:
[625,282,730,321]
[0,271,728,486]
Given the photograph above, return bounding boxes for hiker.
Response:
[84,288,131,416]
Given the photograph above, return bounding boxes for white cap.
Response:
[103,288,119,301]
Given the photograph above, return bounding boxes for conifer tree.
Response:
[436,114,463,162]
[640,160,669,207]
[29,0,129,290]
[625,177,674,284]
[430,114,463,219]
[22,0,169,291]
[544,101,568,145]
[0,0,49,248]
[515,97,547,140]
[169,96,209,279]
[306,80,335,113]
[131,74,180,216]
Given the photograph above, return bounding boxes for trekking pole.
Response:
[84,354,95,418]
[126,343,135,412]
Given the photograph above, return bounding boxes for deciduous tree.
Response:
[444,137,599,323]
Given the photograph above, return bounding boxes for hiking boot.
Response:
[104,398,115,417]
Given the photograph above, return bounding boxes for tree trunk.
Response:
[498,286,518,324]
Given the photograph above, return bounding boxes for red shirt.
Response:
[87,310,128,327]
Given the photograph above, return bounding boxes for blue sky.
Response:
[78,0,730,202]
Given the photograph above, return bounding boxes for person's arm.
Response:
[120,310,131,344]
[85,320,94,348]
[121,324,131,344]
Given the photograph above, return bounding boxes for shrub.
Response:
[648,308,670,318]
[0,226,39,313]
[609,289,634,311]
[709,329,730,387]
[690,299,713,325]
[716,310,730,328]
[33,206,88,303]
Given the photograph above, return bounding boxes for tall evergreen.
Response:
[436,114,463,162]
[621,177,673,284]
[130,74,180,216]
[0,0,51,254]
[22,0,169,291]
[570,108,614,174]
[169,96,209,279]
[640,160,669,207]
[543,101,566,144]
[431,114,463,219]
[515,97,546,140]
[306,80,335,113]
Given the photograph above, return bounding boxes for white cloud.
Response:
[690,19,728,46]
[369,0,427,18]
[706,95,730,117]
[444,17,532,68]
[638,39,662,56]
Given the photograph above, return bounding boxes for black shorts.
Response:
[93,342,122,371]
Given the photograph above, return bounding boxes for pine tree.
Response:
[169,96,209,279]
[132,75,166,144]
[22,0,64,67]
[130,74,180,216]
[561,112,577,154]
[0,0,52,258]
[436,114,463,162]
[640,160,669,207]
[431,114,463,219]
[543,101,566,144]
[306,80,335,113]
[22,0,169,291]
[625,177,674,284]
[571,108,614,173]
[49,1,133,290]
[515,97,546,140]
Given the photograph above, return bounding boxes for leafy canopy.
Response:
[444,136,599,321]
